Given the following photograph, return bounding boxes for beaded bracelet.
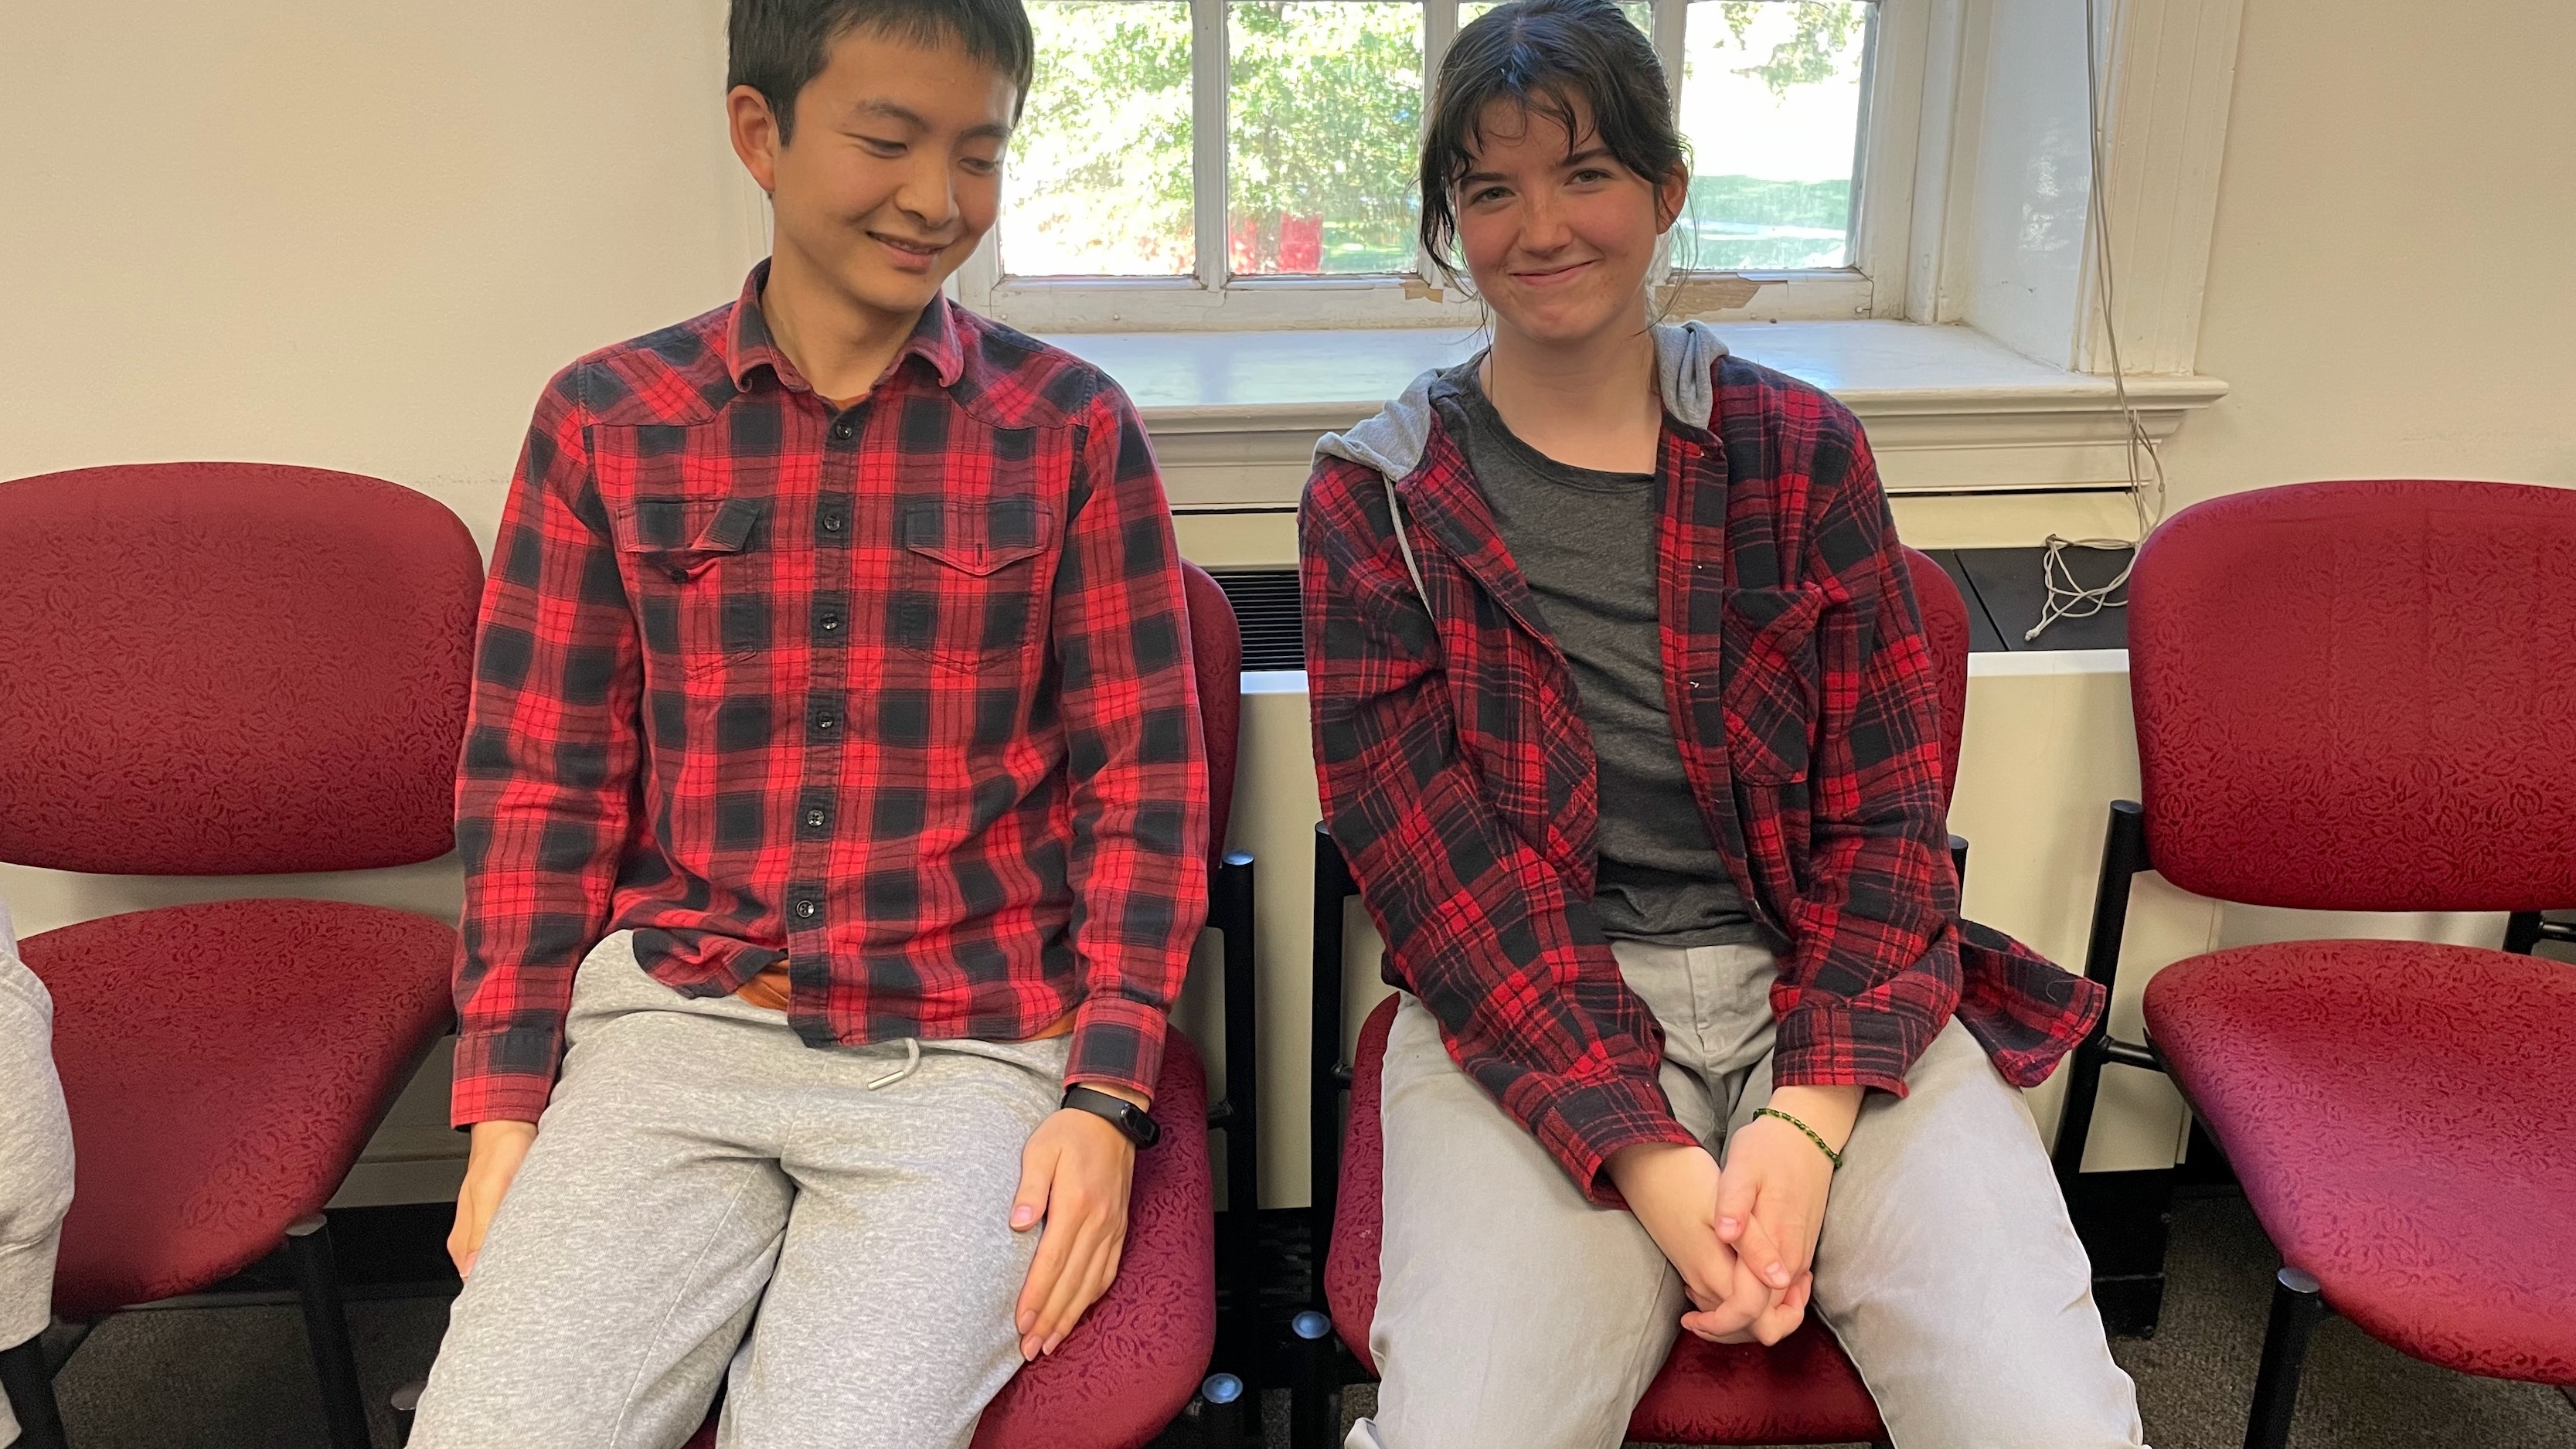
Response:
[1754,1106,1844,1171]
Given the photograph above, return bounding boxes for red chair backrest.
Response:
[1898,545,1972,809]
[0,464,483,875]
[2130,478,2576,912]
[1182,562,1240,862]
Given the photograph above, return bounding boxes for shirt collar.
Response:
[724,259,966,396]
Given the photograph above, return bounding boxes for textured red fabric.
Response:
[0,463,480,876]
[1897,546,1968,798]
[1182,562,1241,861]
[25,900,457,1319]
[671,1040,1215,1449]
[1326,997,1888,1440]
[2130,479,2576,911]
[2145,940,2576,1385]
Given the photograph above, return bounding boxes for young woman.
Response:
[1300,3,2146,1445]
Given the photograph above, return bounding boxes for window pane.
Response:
[1002,1,1194,277]
[1458,2,1649,33]
[1228,2,1424,277]
[1679,0,1871,271]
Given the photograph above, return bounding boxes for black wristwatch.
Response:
[1062,1085,1160,1148]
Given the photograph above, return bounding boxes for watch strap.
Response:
[1062,1084,1159,1148]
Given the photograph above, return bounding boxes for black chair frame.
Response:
[2050,797,2573,1449]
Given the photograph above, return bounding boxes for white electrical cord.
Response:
[2026,0,2169,641]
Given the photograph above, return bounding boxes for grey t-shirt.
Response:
[1432,360,1758,947]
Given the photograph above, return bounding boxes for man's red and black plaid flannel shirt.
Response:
[1302,351,2104,1205]
[451,264,1207,1128]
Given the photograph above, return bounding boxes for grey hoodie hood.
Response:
[1312,320,1731,483]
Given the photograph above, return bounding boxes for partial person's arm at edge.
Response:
[1301,461,1691,1209]
[447,366,646,1130]
[1764,417,1962,1099]
[1053,379,1210,1111]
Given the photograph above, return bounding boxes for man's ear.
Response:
[728,84,784,196]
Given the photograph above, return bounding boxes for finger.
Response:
[1011,1136,1057,1233]
[1736,1206,1792,1291]
[1714,1162,1761,1244]
[1764,1201,1817,1285]
[1679,1305,1762,1344]
[1046,1240,1124,1355]
[1036,1226,1114,1352]
[1751,1291,1808,1345]
[1016,1202,1080,1345]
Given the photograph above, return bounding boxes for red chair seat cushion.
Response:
[26,898,455,1319]
[2144,939,2576,1383]
[29,900,458,1318]
[676,1036,1216,1449]
[1325,995,1888,1442]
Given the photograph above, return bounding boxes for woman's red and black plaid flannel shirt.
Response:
[1302,352,2104,1206]
[450,266,1206,1128]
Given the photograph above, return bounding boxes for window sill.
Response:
[1043,319,2228,518]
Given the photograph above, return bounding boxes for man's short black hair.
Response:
[729,0,1036,139]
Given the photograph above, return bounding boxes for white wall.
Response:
[0,0,763,556]
[2158,0,2576,505]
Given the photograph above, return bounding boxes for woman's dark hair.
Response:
[730,0,1037,139]
[1417,0,1689,283]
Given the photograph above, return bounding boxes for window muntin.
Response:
[979,0,1887,323]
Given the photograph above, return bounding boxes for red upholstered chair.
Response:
[0,464,482,1449]
[2048,479,2576,1449]
[1295,546,1977,1447]
[642,563,1253,1449]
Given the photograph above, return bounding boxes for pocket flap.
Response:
[617,496,764,556]
[900,496,1050,577]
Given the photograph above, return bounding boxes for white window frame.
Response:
[955,0,1928,331]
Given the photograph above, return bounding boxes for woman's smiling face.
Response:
[1452,91,1685,349]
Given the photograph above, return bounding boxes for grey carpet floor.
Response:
[38,1195,2576,1449]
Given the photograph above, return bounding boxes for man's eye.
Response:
[860,136,906,155]
[961,156,1001,176]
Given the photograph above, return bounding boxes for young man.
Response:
[408,2,1206,1444]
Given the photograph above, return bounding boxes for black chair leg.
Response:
[284,1214,374,1449]
[1,1332,67,1449]
[1289,1310,1339,1449]
[2244,1266,2326,1449]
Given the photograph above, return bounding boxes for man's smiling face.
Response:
[757,25,1019,327]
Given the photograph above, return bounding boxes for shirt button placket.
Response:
[788,402,866,979]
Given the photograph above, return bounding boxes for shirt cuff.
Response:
[1768,998,1924,1100]
[447,1029,562,1129]
[1523,1073,1699,1210]
[1064,990,1171,1104]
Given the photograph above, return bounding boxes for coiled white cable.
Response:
[2026,0,2169,641]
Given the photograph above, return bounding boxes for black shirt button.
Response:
[815,713,839,731]
[822,512,846,534]
[794,899,819,920]
[831,420,854,441]
[804,808,827,829]
[819,612,842,634]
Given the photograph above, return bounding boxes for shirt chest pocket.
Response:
[615,496,772,681]
[1720,585,1827,785]
[890,495,1057,669]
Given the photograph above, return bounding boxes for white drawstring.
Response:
[866,1036,922,1090]
[1383,474,1428,605]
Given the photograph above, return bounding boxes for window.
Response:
[956,0,1909,329]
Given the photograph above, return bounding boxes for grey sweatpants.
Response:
[410,933,1068,1449]
[1,898,75,1448]
[1353,939,2145,1449]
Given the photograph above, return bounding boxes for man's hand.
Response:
[1010,1083,1145,1360]
[448,1119,537,1278]
[1604,1141,1755,1336]
[1691,1084,1861,1345]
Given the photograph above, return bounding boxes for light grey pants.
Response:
[1,898,75,1448]
[410,933,1069,1449]
[1353,939,2145,1449]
